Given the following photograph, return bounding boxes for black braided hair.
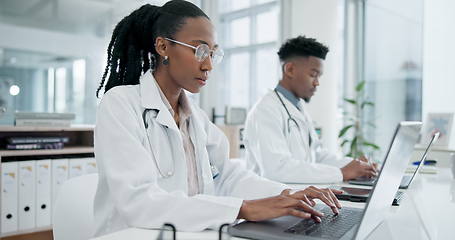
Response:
[96,0,209,97]
[277,35,329,61]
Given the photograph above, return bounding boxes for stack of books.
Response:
[14,112,76,127]
[6,137,69,150]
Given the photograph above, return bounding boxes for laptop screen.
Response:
[354,122,422,240]
[407,132,440,184]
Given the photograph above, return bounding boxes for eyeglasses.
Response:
[165,37,224,65]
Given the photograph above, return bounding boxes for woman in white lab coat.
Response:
[93,1,342,237]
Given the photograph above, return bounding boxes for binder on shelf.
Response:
[18,161,36,230]
[85,157,97,174]
[1,162,18,234]
[69,158,86,179]
[52,159,69,206]
[36,160,52,227]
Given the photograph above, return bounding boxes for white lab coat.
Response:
[244,90,351,184]
[93,72,287,237]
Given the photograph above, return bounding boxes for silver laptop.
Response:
[349,131,439,189]
[228,122,422,240]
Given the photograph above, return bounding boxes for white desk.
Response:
[92,168,455,240]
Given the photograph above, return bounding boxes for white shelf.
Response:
[0,225,52,238]
[0,146,94,157]
[415,145,455,152]
[0,125,94,132]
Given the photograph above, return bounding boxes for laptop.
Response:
[330,186,405,206]
[349,131,439,189]
[228,122,422,240]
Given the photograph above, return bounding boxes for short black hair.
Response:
[277,36,329,62]
[96,0,209,97]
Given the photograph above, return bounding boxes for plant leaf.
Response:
[344,98,357,105]
[338,125,354,138]
[341,139,350,147]
[367,122,376,128]
[350,136,358,154]
[361,101,374,109]
[363,141,380,150]
[355,81,366,92]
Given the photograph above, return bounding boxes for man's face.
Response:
[288,56,324,102]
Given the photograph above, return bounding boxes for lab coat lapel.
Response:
[139,71,187,191]
[275,91,307,124]
[188,111,216,194]
[139,71,179,133]
[299,103,319,143]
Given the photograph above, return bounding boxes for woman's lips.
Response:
[196,78,207,85]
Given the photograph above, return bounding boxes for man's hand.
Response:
[341,159,377,181]
[358,155,379,170]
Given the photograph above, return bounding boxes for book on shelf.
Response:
[6,142,64,150]
[7,137,69,144]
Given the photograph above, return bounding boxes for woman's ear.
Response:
[154,37,167,57]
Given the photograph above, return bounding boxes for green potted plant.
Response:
[339,80,380,158]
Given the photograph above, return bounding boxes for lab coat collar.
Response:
[273,90,316,148]
[275,84,301,110]
[139,71,179,132]
[274,90,307,123]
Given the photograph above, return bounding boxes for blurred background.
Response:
[0,0,454,158]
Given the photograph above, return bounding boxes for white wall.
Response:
[423,0,455,149]
[0,23,107,124]
[286,0,344,153]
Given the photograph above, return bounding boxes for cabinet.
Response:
[0,126,95,240]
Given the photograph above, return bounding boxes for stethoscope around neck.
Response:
[274,89,301,134]
[142,108,175,178]
[274,89,314,148]
[142,108,220,180]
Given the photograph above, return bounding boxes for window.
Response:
[363,0,423,159]
[217,0,280,111]
[0,48,90,125]
[343,0,423,160]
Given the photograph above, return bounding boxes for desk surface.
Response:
[92,168,455,240]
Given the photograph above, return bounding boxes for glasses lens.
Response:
[212,48,224,65]
[195,44,210,62]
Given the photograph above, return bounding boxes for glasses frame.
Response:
[164,37,223,65]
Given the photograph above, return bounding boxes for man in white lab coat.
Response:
[245,36,377,183]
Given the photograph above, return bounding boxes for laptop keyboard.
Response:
[284,207,362,238]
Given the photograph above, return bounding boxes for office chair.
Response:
[53,173,98,240]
